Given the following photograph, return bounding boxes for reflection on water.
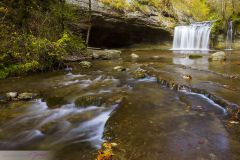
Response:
[172,50,210,54]
[173,56,209,70]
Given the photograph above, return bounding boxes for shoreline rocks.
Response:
[5,92,38,101]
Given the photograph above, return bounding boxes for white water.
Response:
[226,21,233,50]
[172,22,212,51]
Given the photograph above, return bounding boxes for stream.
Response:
[0,49,240,160]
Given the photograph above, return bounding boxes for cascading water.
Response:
[226,21,233,50]
[172,22,212,51]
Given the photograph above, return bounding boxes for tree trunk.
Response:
[86,0,92,47]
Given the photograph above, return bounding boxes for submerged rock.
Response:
[133,69,146,79]
[92,49,121,60]
[75,95,103,107]
[79,61,92,68]
[131,53,139,59]
[209,51,226,61]
[17,92,38,100]
[113,66,126,72]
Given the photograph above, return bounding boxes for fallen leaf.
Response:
[96,142,118,160]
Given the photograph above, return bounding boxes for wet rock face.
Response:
[89,21,172,48]
[66,0,172,48]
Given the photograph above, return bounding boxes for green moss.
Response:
[189,54,203,59]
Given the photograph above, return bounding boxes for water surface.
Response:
[0,49,240,160]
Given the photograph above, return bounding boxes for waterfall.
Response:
[172,22,212,51]
[226,21,233,50]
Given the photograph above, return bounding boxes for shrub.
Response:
[0,23,66,79]
[56,30,86,55]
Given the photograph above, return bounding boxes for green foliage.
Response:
[172,0,210,21]
[57,30,86,54]
[0,61,40,79]
[0,1,86,79]
[131,1,150,14]
[99,0,130,11]
[0,23,66,79]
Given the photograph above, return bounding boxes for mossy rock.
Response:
[189,54,203,59]
[46,96,68,109]
[79,61,92,69]
[75,95,104,107]
[132,69,146,79]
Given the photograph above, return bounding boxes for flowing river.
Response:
[0,49,240,160]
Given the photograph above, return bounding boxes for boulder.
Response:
[92,49,121,60]
[6,92,18,100]
[79,61,92,68]
[131,53,139,59]
[209,52,226,61]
